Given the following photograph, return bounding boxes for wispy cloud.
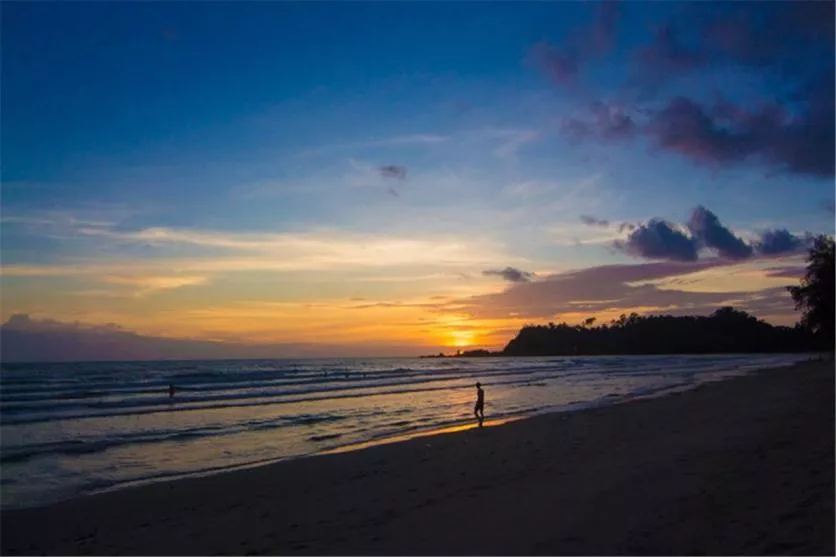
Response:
[103,274,210,296]
[580,214,610,227]
[501,180,556,198]
[1,224,513,277]
[378,164,407,180]
[227,180,319,199]
[488,129,541,160]
[293,133,449,158]
[482,267,536,283]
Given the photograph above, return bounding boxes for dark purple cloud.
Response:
[697,2,834,71]
[580,214,610,227]
[687,206,752,259]
[528,1,622,87]
[614,219,698,261]
[823,199,836,215]
[561,85,833,179]
[445,259,797,323]
[645,91,835,178]
[753,228,810,256]
[378,165,406,180]
[646,97,755,164]
[482,267,536,283]
[612,206,815,263]
[541,1,835,179]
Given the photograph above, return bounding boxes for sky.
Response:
[2,1,834,360]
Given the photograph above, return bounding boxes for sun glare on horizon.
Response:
[448,330,475,348]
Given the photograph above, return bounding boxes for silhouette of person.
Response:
[168,383,176,399]
[474,382,485,427]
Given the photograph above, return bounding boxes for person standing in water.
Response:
[474,382,485,427]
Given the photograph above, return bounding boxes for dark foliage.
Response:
[502,307,821,356]
[787,235,835,351]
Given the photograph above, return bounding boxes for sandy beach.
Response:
[2,359,833,556]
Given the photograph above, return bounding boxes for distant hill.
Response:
[500,307,826,357]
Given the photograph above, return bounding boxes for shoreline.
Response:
[2,358,763,511]
[2,359,833,555]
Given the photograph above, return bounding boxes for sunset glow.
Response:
[2,2,833,360]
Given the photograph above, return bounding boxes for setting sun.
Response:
[448,330,475,348]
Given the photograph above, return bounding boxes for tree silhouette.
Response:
[502,307,818,356]
[788,234,835,351]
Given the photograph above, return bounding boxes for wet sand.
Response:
[2,359,833,555]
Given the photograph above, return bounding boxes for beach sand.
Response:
[2,360,833,555]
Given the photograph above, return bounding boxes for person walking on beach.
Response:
[474,382,485,427]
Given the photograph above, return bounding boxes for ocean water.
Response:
[0,354,810,509]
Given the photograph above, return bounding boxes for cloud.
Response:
[482,267,536,283]
[646,91,835,178]
[647,97,755,163]
[528,1,622,87]
[103,274,209,296]
[687,206,753,259]
[378,165,407,180]
[753,229,810,256]
[293,134,448,158]
[488,129,541,160]
[609,206,819,264]
[561,100,636,141]
[539,1,835,178]
[765,266,806,280]
[0,314,435,361]
[590,1,621,56]
[697,2,834,70]
[612,207,815,263]
[529,41,580,86]
[445,258,797,323]
[580,215,610,227]
[0,224,514,277]
[614,219,698,262]
[632,3,834,86]
[501,180,557,198]
[822,199,835,215]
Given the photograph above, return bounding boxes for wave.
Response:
[0,369,579,426]
[0,361,691,415]
[0,354,812,511]
[0,363,590,417]
[308,433,343,442]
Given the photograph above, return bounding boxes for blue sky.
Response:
[2,1,833,359]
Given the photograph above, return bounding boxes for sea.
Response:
[0,353,812,510]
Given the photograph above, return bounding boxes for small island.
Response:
[419,348,499,358]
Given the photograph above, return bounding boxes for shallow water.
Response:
[0,354,810,508]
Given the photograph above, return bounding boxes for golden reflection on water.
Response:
[321,415,521,456]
